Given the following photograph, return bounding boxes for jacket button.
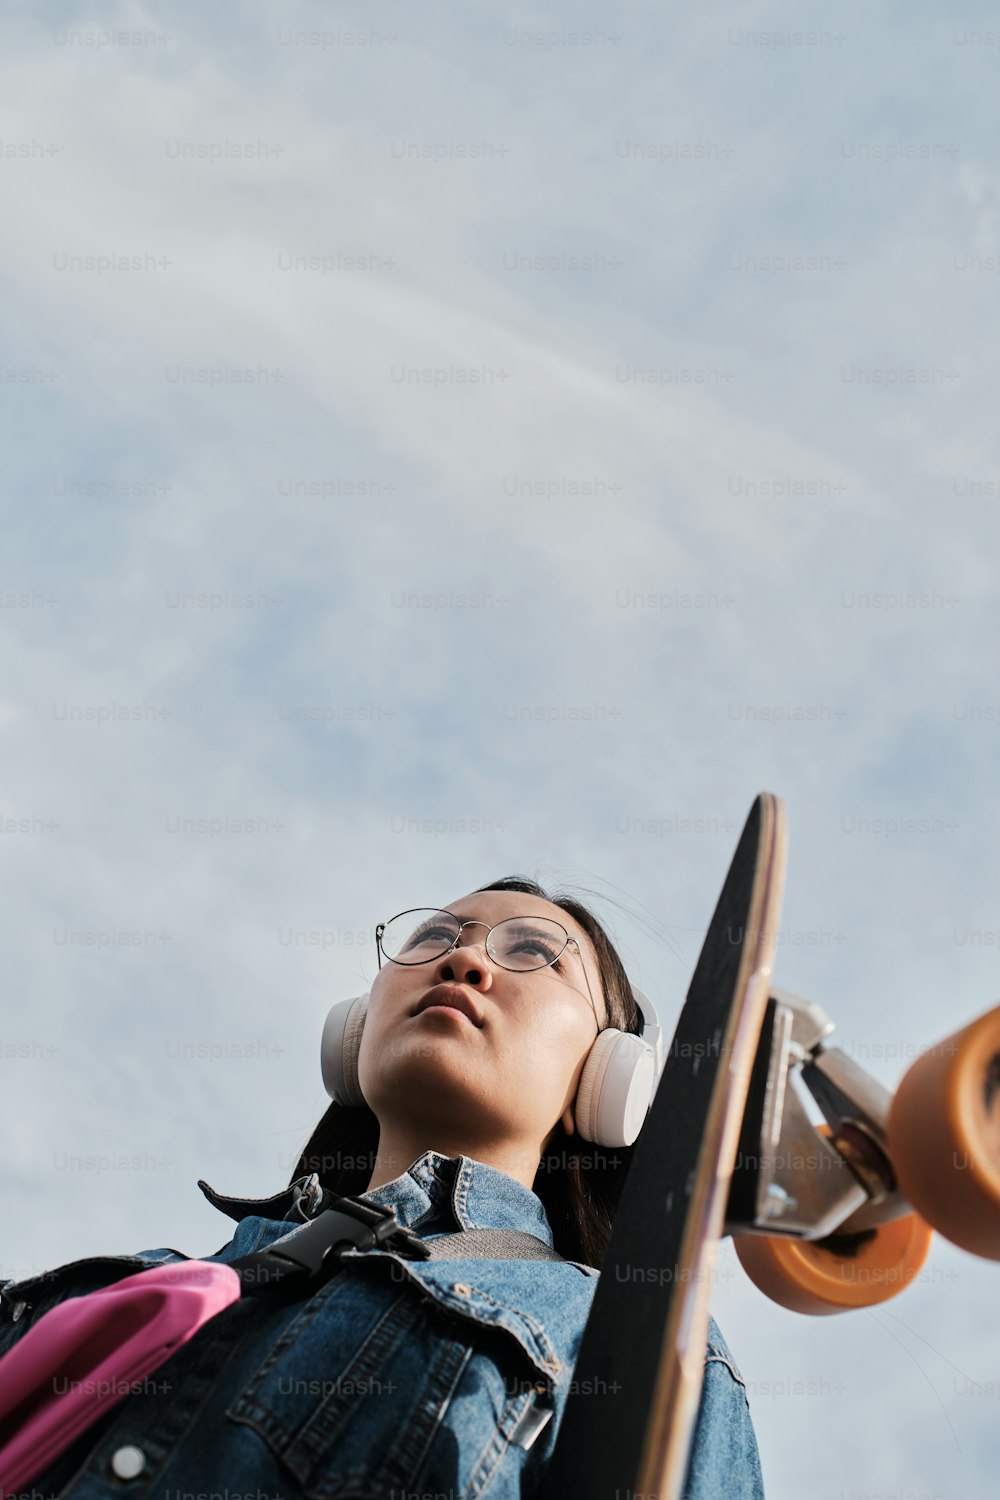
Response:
[110,1445,146,1479]
[10,1301,28,1322]
[452,1282,473,1296]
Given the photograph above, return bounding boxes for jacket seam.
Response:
[466,1388,532,1498]
[705,1351,747,1388]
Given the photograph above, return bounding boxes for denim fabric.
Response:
[0,1151,764,1499]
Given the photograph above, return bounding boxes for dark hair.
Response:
[287,876,643,1267]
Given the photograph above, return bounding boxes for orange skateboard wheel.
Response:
[733,1211,933,1314]
[733,1122,933,1313]
[887,1006,1000,1260]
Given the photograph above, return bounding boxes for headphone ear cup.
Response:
[574,1029,657,1148]
[320,994,369,1106]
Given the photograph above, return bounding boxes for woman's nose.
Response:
[435,941,494,987]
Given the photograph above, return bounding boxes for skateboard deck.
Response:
[546,791,788,1500]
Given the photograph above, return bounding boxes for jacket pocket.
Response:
[224,1256,556,1500]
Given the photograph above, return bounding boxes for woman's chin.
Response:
[362,1050,481,1108]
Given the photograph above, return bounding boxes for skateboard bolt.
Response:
[765,1183,797,1215]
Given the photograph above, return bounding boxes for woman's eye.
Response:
[516,940,561,965]
[408,926,451,945]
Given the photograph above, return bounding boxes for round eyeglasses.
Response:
[375,907,601,1030]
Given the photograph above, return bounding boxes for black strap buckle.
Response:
[230,1196,430,1299]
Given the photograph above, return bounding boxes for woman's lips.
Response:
[415,1004,476,1024]
[412,984,484,1027]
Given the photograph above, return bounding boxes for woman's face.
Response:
[357,889,608,1177]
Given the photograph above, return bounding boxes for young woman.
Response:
[0,876,765,1498]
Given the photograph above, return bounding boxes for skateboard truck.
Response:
[725,987,912,1241]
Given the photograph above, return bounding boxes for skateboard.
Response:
[545,790,788,1500]
[545,791,1000,1500]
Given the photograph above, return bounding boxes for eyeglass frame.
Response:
[375,907,602,1034]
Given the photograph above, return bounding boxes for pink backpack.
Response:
[0,1259,240,1492]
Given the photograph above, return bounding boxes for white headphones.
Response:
[320,983,664,1149]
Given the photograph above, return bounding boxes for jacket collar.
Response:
[197,1170,327,1226]
[198,1150,555,1247]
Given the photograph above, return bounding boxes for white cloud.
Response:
[1,3,998,1494]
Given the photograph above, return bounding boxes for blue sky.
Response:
[2,2,1000,1495]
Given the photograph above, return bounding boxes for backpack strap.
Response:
[420,1229,564,1262]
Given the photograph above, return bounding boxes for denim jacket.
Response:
[0,1150,764,1499]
